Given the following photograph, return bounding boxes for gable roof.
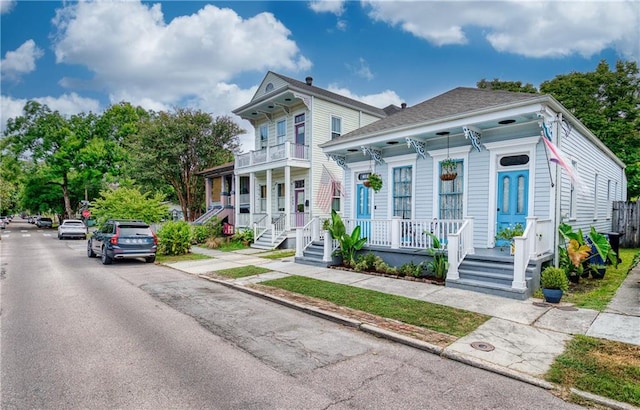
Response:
[233,71,388,118]
[325,87,547,144]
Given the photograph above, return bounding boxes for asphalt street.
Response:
[0,218,583,409]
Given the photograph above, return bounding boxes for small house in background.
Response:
[231,71,395,249]
[306,87,627,299]
[195,161,241,226]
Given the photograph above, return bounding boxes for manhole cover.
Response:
[470,341,495,352]
[556,306,579,311]
[533,302,551,308]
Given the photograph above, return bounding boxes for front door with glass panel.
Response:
[356,183,371,239]
[496,170,528,247]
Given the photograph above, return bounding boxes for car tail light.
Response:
[110,227,120,245]
[152,230,158,245]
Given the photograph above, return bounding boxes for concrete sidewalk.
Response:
[166,247,639,408]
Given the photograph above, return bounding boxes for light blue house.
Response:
[305,87,626,299]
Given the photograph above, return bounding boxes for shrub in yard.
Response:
[231,228,254,245]
[190,217,222,244]
[157,220,192,255]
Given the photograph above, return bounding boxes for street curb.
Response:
[193,271,632,409]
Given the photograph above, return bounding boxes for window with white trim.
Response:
[276,183,285,211]
[393,166,412,219]
[439,160,463,219]
[259,185,267,212]
[331,183,341,211]
[607,179,612,219]
[593,173,599,219]
[260,124,268,148]
[276,119,286,144]
[331,116,341,139]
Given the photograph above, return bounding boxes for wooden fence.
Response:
[612,201,640,248]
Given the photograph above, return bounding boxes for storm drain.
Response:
[470,341,495,352]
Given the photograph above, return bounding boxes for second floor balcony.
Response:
[236,142,310,171]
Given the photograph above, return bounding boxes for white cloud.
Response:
[0,0,16,14]
[1,93,101,131]
[51,1,311,107]
[0,40,44,81]
[364,1,640,60]
[308,0,345,15]
[327,84,402,108]
[348,58,374,80]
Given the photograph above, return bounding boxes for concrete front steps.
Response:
[251,229,287,250]
[294,241,332,267]
[446,252,550,300]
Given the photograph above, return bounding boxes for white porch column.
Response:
[296,228,303,257]
[285,165,291,230]
[526,216,538,257]
[512,237,528,290]
[390,217,401,249]
[447,233,460,280]
[233,173,240,226]
[266,169,273,222]
[204,177,212,210]
[323,231,332,262]
[249,172,255,226]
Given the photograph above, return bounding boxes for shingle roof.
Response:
[270,72,389,118]
[327,87,546,143]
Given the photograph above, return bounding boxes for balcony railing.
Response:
[236,142,309,169]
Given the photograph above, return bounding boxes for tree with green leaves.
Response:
[129,108,242,221]
[89,186,168,226]
[2,101,128,218]
[477,78,538,93]
[540,60,640,199]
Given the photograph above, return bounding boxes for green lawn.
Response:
[260,250,296,259]
[260,275,489,337]
[214,265,273,279]
[156,252,212,264]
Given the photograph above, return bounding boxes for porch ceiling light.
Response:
[499,119,515,124]
[436,131,450,136]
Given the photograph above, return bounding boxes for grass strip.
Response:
[214,265,273,279]
[260,275,489,337]
[546,335,640,406]
[260,250,296,259]
[156,252,212,264]
[563,249,639,311]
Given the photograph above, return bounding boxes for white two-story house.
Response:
[232,71,395,249]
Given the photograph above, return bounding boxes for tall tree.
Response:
[130,108,242,221]
[540,60,640,199]
[2,101,127,218]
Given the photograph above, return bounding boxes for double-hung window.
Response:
[331,116,341,139]
[277,119,286,144]
[393,166,412,219]
[259,124,268,148]
[439,160,463,219]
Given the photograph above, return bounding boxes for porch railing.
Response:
[446,217,475,280]
[296,217,320,258]
[512,217,553,290]
[289,212,310,229]
[271,214,287,245]
[253,214,268,242]
[235,142,309,169]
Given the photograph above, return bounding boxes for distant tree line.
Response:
[0,102,242,221]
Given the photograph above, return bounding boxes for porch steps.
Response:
[295,241,330,267]
[251,229,287,250]
[446,254,537,300]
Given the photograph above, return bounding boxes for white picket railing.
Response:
[253,214,268,242]
[447,217,475,280]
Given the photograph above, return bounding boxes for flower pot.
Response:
[568,274,580,284]
[591,267,606,279]
[542,288,563,304]
[363,180,371,187]
[509,241,515,256]
[440,173,457,181]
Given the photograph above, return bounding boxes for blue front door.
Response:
[496,170,528,246]
[356,184,371,239]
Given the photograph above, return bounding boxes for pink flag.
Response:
[542,135,581,186]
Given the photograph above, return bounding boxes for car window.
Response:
[118,226,152,236]
[64,221,84,227]
[101,224,113,234]
[41,218,52,222]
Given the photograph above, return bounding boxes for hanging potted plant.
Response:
[440,158,457,181]
[366,173,383,193]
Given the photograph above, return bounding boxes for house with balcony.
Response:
[231,72,394,249]
[303,87,626,299]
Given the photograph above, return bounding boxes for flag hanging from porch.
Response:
[541,124,586,195]
[317,165,343,212]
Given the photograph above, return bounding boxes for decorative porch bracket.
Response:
[360,146,384,164]
[462,125,482,152]
[405,138,426,159]
[537,111,554,140]
[258,111,272,122]
[274,102,290,115]
[326,154,349,170]
[293,92,311,110]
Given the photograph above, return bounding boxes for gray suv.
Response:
[87,219,157,265]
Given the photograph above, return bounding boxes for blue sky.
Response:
[1,0,638,151]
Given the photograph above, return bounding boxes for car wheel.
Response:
[58,234,62,240]
[145,255,156,263]
[101,248,112,265]
[87,241,96,258]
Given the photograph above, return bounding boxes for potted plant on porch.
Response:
[495,223,524,255]
[365,173,383,193]
[440,158,458,181]
[540,266,569,304]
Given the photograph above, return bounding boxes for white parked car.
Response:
[57,219,87,240]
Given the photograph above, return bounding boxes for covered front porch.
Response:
[296,216,555,299]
